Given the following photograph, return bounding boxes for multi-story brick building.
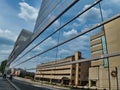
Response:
[89,17,120,90]
[35,52,90,86]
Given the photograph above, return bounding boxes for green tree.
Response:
[7,69,11,74]
[0,60,7,74]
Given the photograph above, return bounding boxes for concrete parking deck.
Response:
[0,77,16,90]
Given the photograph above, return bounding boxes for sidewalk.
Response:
[14,77,88,90]
[0,77,16,90]
[13,77,69,90]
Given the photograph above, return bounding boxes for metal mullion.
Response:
[39,51,120,69]
[35,0,53,30]
[13,14,120,67]
[25,51,120,70]
[35,0,71,34]
[12,0,101,65]
[9,0,79,66]
[35,0,61,30]
[36,0,52,23]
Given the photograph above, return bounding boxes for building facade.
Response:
[89,17,120,90]
[35,52,90,86]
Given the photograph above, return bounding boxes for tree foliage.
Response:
[0,60,7,74]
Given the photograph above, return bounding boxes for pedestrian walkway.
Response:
[0,77,16,90]
[14,77,68,90]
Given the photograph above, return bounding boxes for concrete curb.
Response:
[14,77,68,90]
[6,78,21,90]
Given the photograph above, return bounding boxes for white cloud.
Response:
[0,28,16,61]
[57,35,90,58]
[0,49,11,55]
[18,2,38,21]
[21,0,25,2]
[0,28,17,41]
[39,56,56,63]
[63,29,78,38]
[31,45,43,55]
[53,20,60,28]
[43,37,57,47]
[68,35,89,51]
[58,29,90,58]
[58,49,72,56]
[46,15,60,29]
[108,0,120,6]
[32,46,42,52]
[0,45,13,62]
[77,5,111,24]
[62,29,89,51]
[73,22,81,27]
[31,37,57,53]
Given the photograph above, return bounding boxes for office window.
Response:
[91,43,102,48]
[72,74,75,76]
[91,81,96,86]
[72,67,75,70]
[91,37,101,42]
[72,80,74,83]
[78,80,80,84]
[92,50,102,54]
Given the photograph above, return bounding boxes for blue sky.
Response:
[0,0,41,63]
[0,0,120,70]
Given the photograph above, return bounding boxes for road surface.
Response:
[0,77,16,90]
[12,79,58,90]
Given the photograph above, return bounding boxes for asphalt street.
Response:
[12,79,51,90]
[0,77,16,90]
